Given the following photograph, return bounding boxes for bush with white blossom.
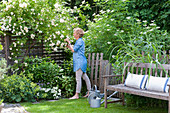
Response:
[0,0,87,61]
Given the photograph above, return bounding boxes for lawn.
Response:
[21,98,168,113]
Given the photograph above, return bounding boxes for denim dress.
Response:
[73,38,87,73]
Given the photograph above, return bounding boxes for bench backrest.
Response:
[123,62,170,83]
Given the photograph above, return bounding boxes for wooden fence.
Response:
[0,35,66,65]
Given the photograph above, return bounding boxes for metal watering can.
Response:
[88,85,104,108]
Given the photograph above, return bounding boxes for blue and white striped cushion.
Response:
[124,72,148,89]
[145,76,169,93]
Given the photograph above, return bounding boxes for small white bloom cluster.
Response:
[40,87,61,99]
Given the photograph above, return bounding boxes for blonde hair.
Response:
[73,28,84,38]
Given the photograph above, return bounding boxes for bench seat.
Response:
[107,84,169,100]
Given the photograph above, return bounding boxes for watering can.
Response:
[88,85,102,108]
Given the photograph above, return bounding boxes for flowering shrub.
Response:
[38,87,61,100]
[84,0,169,74]
[0,0,87,62]
[13,57,76,98]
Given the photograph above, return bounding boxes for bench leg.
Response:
[104,78,107,108]
[122,93,125,106]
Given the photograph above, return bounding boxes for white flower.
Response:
[19,2,27,8]
[25,63,27,66]
[56,40,61,46]
[54,3,60,8]
[56,31,60,35]
[121,30,124,33]
[37,93,39,96]
[126,17,131,19]
[114,34,117,36]
[31,34,35,39]
[82,0,85,4]
[111,19,114,21]
[112,55,115,58]
[11,12,14,15]
[14,60,18,63]
[136,19,140,22]
[31,9,34,12]
[149,29,154,32]
[45,88,50,92]
[60,18,64,23]
[156,27,160,29]
[11,53,13,55]
[54,47,58,51]
[8,56,11,59]
[60,69,64,72]
[60,34,64,39]
[150,23,156,26]
[107,29,110,31]
[74,6,77,9]
[58,92,61,96]
[39,31,42,33]
[24,27,28,32]
[107,42,111,44]
[143,20,147,23]
[107,9,110,13]
[49,43,55,46]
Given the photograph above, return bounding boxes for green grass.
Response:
[21,98,167,113]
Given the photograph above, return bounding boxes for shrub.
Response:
[0,73,40,103]
[0,58,9,80]
[13,56,63,88]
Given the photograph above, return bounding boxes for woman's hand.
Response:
[64,38,70,45]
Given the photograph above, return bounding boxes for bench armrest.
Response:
[102,74,122,78]
[167,83,170,87]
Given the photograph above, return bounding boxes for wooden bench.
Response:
[103,62,170,112]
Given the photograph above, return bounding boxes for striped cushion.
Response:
[145,76,169,93]
[124,72,148,89]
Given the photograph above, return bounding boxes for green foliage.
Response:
[0,73,40,103]
[12,57,76,98]
[60,59,76,97]
[0,99,3,104]
[127,0,170,31]
[0,44,2,50]
[0,58,10,80]
[13,56,63,88]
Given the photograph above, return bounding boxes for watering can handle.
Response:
[92,85,97,91]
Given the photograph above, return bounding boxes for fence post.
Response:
[4,36,10,66]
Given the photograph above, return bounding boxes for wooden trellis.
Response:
[0,35,66,65]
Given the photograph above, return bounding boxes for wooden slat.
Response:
[95,53,99,85]
[4,36,10,65]
[99,53,103,91]
[88,53,91,66]
[91,53,95,85]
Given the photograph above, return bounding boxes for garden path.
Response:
[1,103,28,113]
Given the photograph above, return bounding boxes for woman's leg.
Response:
[82,73,91,97]
[69,69,83,99]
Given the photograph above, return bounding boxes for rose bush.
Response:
[0,0,88,62]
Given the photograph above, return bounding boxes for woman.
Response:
[65,28,91,99]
